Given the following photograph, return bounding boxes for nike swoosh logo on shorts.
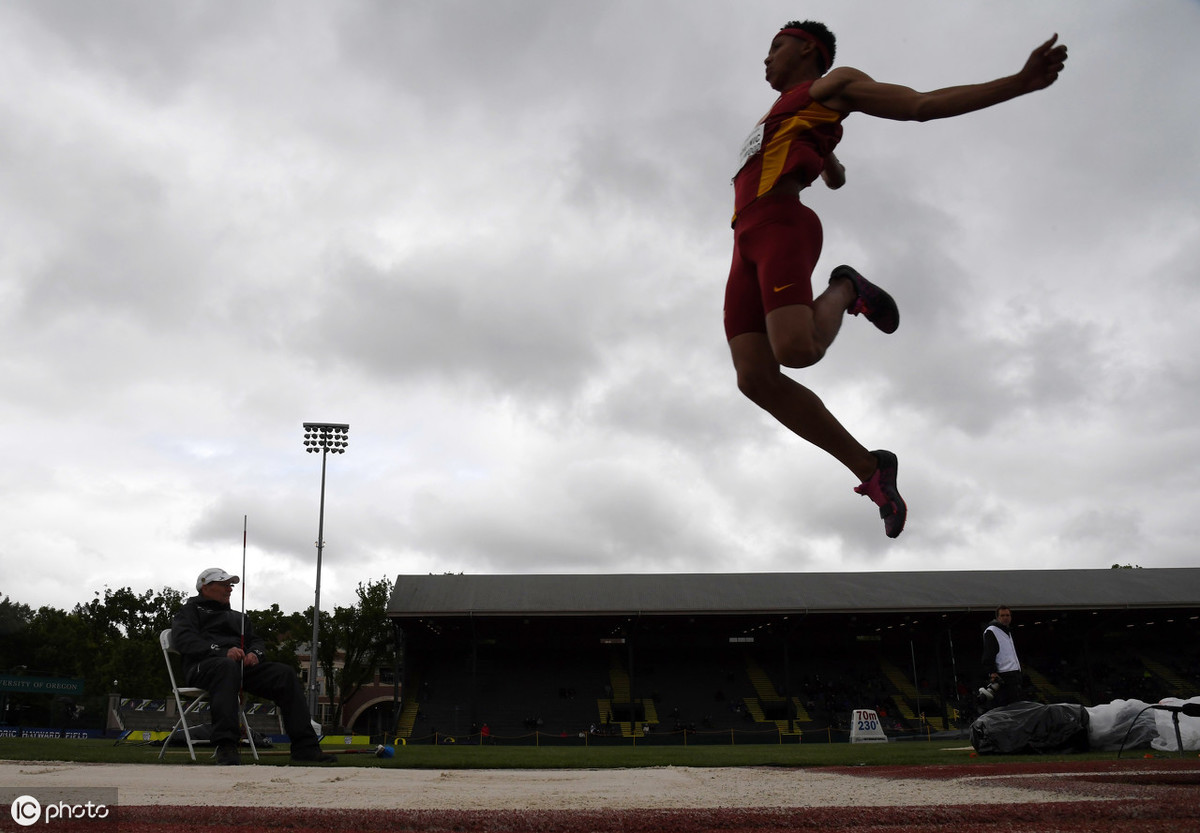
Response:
[773,284,795,292]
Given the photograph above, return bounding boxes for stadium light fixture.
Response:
[301,422,350,721]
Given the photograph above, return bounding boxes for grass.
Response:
[0,737,1158,769]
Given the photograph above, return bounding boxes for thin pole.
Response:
[241,515,247,679]
[947,628,959,724]
[309,447,329,719]
[241,515,247,652]
[239,515,248,744]
[910,640,922,723]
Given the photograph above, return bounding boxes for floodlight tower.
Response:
[302,422,349,719]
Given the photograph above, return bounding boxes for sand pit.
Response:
[1,760,1078,809]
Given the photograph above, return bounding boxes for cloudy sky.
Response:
[2,0,1197,615]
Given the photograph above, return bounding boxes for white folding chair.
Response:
[158,628,258,762]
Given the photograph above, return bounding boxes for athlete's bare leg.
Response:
[729,271,906,535]
[764,275,856,368]
[729,291,877,483]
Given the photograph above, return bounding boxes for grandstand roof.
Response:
[386,568,1200,618]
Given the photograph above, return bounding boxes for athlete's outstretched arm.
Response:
[813,34,1067,122]
[821,152,846,189]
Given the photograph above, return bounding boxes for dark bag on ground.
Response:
[970,701,1090,755]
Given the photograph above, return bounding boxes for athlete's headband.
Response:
[778,28,832,72]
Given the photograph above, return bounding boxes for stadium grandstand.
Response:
[384,569,1200,744]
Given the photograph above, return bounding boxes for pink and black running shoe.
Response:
[854,449,906,538]
[831,265,899,334]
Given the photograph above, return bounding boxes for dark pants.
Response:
[996,670,1023,707]
[188,658,320,752]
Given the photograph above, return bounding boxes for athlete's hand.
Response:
[821,152,846,189]
[1017,34,1068,94]
[243,652,259,667]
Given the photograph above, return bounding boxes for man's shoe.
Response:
[215,744,241,766]
[854,450,907,538]
[290,748,337,764]
[831,265,899,334]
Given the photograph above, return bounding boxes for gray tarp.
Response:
[969,701,1090,755]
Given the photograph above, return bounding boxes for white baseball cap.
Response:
[196,568,240,591]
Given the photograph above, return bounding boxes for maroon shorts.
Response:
[723,195,823,340]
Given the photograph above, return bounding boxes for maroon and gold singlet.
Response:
[731,81,844,225]
[724,82,846,339]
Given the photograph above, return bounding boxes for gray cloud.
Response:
[2,0,1198,615]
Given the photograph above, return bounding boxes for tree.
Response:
[247,603,309,673]
[316,578,393,730]
[0,594,34,670]
[0,582,395,730]
[70,586,187,698]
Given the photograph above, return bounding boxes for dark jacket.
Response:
[171,595,266,677]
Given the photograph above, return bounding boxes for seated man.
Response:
[170,568,336,765]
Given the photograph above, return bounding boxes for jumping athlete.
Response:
[725,21,1068,537]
